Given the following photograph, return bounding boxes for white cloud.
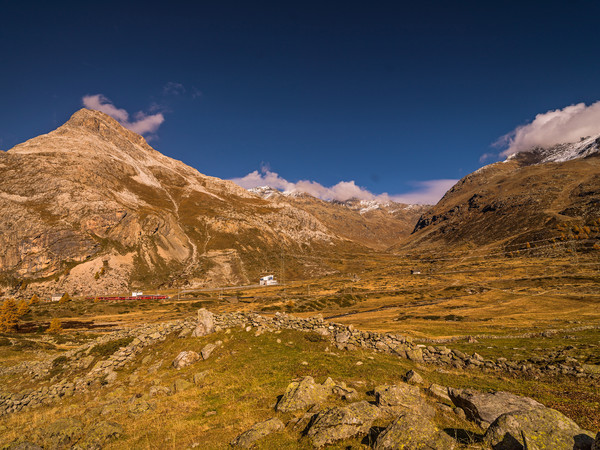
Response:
[498,101,600,157]
[82,94,165,136]
[391,179,458,205]
[231,168,456,205]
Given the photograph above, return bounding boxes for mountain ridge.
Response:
[0,109,425,296]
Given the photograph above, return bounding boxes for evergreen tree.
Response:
[16,299,30,317]
[0,298,19,333]
[58,293,71,304]
[29,294,40,305]
[47,318,62,334]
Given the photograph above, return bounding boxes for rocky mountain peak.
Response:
[508,133,600,166]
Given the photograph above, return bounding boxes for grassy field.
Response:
[0,326,598,449]
[0,252,598,447]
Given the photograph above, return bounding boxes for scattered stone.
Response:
[356,361,363,366]
[374,383,432,417]
[128,398,154,415]
[172,350,200,369]
[193,370,210,385]
[200,343,217,360]
[230,418,285,448]
[276,376,331,412]
[149,385,170,397]
[426,383,451,402]
[484,407,596,450]
[172,378,194,393]
[374,412,456,450]
[192,309,215,337]
[178,327,193,338]
[205,410,217,416]
[307,401,380,448]
[448,388,544,424]
[331,382,359,401]
[104,369,118,384]
[404,369,424,385]
[301,361,309,366]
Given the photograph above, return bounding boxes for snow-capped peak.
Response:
[508,134,600,165]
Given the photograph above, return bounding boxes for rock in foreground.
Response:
[374,412,456,450]
[230,417,285,448]
[448,387,543,424]
[484,407,595,450]
[306,401,380,448]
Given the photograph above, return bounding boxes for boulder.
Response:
[484,407,596,450]
[192,308,215,337]
[404,369,424,385]
[172,378,194,393]
[332,383,359,401]
[405,348,424,362]
[276,376,331,412]
[426,383,451,402]
[374,412,456,450]
[448,388,543,424]
[230,418,285,448]
[172,350,200,369]
[201,343,218,360]
[374,383,433,417]
[307,401,380,448]
[592,432,600,450]
[149,385,171,397]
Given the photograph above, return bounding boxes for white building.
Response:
[259,275,278,286]
[51,293,64,302]
[131,291,143,297]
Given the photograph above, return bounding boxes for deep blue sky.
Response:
[2,1,600,202]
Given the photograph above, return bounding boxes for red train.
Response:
[85,295,170,301]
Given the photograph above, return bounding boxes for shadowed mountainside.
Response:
[398,140,600,253]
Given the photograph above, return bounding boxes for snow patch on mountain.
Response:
[508,134,600,164]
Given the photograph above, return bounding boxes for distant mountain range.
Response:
[400,136,600,253]
[0,109,427,296]
[1,108,598,296]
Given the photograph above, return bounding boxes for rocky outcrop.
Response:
[484,407,596,450]
[306,401,380,448]
[276,376,333,413]
[192,308,215,337]
[448,388,543,425]
[374,384,432,417]
[374,413,456,450]
[172,350,200,369]
[230,418,285,448]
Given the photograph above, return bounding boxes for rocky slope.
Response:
[249,186,429,250]
[399,137,600,253]
[0,109,368,296]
